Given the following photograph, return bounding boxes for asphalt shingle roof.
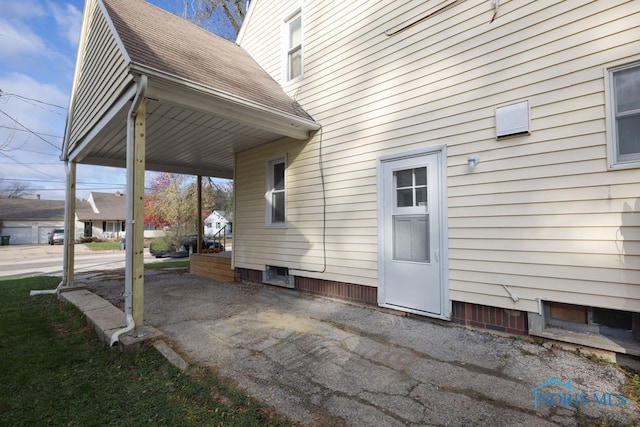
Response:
[102,0,313,121]
[76,192,126,221]
[0,198,65,221]
[0,193,126,222]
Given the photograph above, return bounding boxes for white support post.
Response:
[197,175,202,253]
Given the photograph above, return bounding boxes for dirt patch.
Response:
[77,268,191,310]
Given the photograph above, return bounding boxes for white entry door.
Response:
[379,150,446,317]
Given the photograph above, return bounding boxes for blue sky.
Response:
[0,0,225,200]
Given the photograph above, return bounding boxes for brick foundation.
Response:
[235,268,377,305]
[235,267,262,283]
[295,276,377,305]
[236,268,528,335]
[451,301,528,335]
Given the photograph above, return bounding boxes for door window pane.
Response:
[414,167,427,186]
[395,167,428,208]
[393,215,429,262]
[397,189,413,207]
[416,187,427,206]
[395,169,413,187]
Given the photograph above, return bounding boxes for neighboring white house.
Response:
[76,191,126,240]
[63,0,640,354]
[204,210,231,237]
[76,191,163,239]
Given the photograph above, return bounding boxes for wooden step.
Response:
[190,253,235,282]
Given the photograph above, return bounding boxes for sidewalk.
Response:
[72,270,639,426]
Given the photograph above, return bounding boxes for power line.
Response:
[0,161,60,165]
[0,90,67,110]
[0,151,62,181]
[0,124,63,139]
[0,177,127,186]
[0,109,61,151]
[18,147,61,157]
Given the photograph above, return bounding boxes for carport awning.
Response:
[63,0,319,178]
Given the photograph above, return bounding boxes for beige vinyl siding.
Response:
[237,0,295,81]
[238,0,640,312]
[67,0,132,152]
[234,136,379,285]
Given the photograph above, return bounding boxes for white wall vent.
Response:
[495,100,530,138]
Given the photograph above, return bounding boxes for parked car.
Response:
[149,235,224,258]
[48,229,64,245]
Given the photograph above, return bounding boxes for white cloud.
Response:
[3,0,47,18]
[48,2,83,47]
[0,18,48,59]
[0,73,68,164]
[0,73,69,125]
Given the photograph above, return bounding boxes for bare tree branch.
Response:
[0,180,31,198]
[171,0,246,39]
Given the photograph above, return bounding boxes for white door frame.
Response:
[376,145,450,320]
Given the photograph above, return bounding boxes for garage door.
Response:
[3,227,32,244]
[38,227,52,244]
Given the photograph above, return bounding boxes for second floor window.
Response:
[285,11,302,82]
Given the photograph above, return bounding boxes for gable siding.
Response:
[67,0,132,153]
[238,0,640,313]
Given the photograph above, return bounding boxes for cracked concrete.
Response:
[80,269,640,426]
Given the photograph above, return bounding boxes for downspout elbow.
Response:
[110,313,134,347]
[130,75,148,118]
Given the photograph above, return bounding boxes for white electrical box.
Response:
[495,100,529,138]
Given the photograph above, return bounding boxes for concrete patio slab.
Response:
[73,271,639,426]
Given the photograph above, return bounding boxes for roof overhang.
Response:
[66,69,319,178]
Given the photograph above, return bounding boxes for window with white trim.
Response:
[608,62,640,166]
[284,10,302,82]
[266,156,286,226]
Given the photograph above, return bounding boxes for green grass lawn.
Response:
[84,241,122,250]
[0,276,292,426]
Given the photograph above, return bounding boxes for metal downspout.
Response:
[31,161,75,296]
[110,75,147,347]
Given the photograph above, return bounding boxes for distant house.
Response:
[204,210,232,237]
[0,191,159,244]
[76,192,126,239]
[0,198,66,244]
